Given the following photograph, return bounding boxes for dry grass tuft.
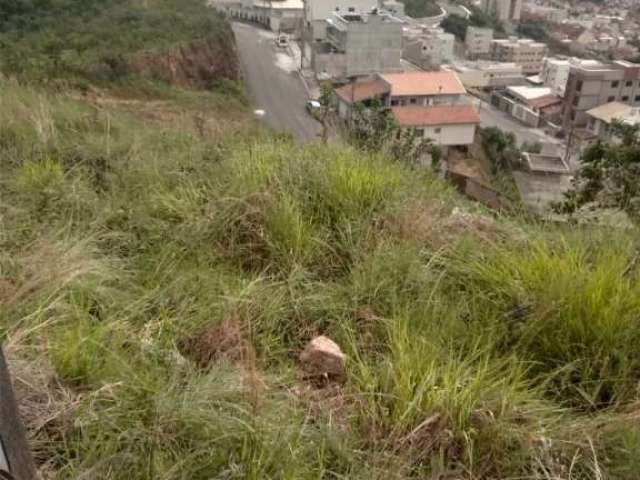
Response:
[1,239,100,314]
[5,341,80,480]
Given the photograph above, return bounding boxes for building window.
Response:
[608,96,615,102]
[391,99,399,106]
[636,95,640,102]
[611,81,619,88]
[415,128,424,136]
[434,127,441,133]
[622,96,629,101]
[409,98,417,105]
[626,80,633,87]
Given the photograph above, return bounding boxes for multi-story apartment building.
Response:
[465,26,493,59]
[521,3,568,23]
[562,60,640,129]
[313,9,403,78]
[402,27,455,70]
[491,37,547,74]
[481,0,522,22]
[303,0,377,41]
[540,57,602,97]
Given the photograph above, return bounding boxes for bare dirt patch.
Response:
[176,319,247,368]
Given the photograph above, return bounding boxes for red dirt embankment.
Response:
[130,34,239,90]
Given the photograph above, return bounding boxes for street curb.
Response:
[289,42,313,98]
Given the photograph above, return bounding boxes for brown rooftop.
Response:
[334,80,389,104]
[391,105,480,127]
[528,94,562,109]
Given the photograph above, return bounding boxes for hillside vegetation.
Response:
[2,78,640,479]
[2,1,640,479]
[0,0,239,95]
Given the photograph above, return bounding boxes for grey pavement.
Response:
[471,97,565,156]
[232,22,321,142]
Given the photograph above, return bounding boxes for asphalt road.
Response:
[232,22,321,142]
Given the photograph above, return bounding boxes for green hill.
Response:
[1,2,640,480]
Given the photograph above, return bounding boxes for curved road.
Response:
[232,22,321,142]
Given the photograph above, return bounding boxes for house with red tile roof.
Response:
[335,71,480,147]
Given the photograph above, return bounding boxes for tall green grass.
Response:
[2,81,640,479]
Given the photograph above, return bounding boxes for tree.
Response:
[318,82,333,144]
[521,140,542,153]
[517,21,547,42]
[441,14,468,41]
[480,126,518,173]
[556,121,640,220]
[344,100,438,167]
[401,0,441,19]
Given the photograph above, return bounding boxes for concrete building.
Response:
[212,0,303,34]
[491,37,547,75]
[480,0,522,22]
[254,0,304,33]
[539,57,602,97]
[562,60,640,130]
[465,26,493,59]
[491,85,563,127]
[522,3,568,23]
[539,57,570,97]
[585,102,640,142]
[402,26,455,70]
[313,9,403,78]
[303,0,379,41]
[334,71,480,147]
[444,61,525,89]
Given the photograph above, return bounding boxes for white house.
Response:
[391,104,480,146]
[334,71,480,148]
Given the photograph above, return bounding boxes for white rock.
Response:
[299,336,346,380]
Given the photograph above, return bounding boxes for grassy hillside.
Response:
[2,78,640,479]
[0,0,239,95]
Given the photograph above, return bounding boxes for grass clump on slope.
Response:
[2,81,640,479]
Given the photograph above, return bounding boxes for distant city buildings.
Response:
[465,26,493,59]
[521,2,568,23]
[491,37,547,74]
[480,0,522,22]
